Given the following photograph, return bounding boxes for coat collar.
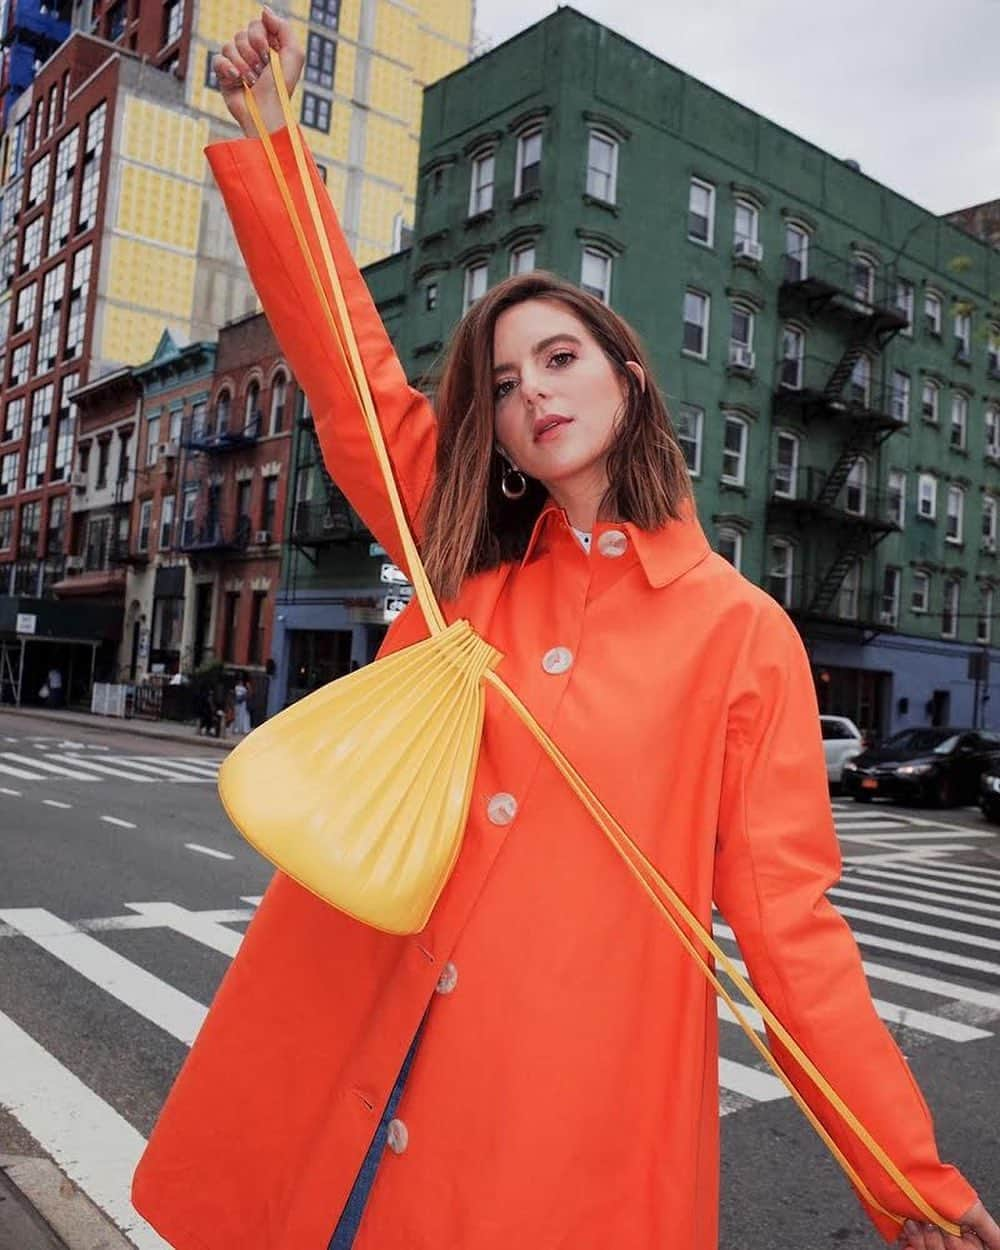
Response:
[519,493,712,589]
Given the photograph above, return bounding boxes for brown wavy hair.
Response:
[420,271,692,601]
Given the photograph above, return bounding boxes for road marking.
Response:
[41,799,73,810]
[130,756,220,778]
[840,875,1000,915]
[71,756,211,783]
[0,761,46,781]
[849,865,1000,901]
[832,904,1000,951]
[0,785,22,796]
[717,994,989,1043]
[0,910,206,1044]
[47,755,155,783]
[184,843,234,861]
[0,752,100,781]
[838,830,994,843]
[82,908,254,933]
[717,1057,787,1102]
[124,903,243,957]
[919,859,1000,880]
[240,895,263,905]
[0,1008,171,1250]
[831,886,1000,929]
[100,816,136,829]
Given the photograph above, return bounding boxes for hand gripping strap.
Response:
[241,53,960,1237]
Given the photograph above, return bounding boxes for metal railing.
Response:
[290,498,367,544]
[768,572,894,628]
[178,516,252,553]
[774,356,908,426]
[183,412,261,453]
[779,243,905,325]
[768,466,901,527]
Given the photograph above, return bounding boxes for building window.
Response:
[223,590,240,661]
[921,379,939,423]
[682,289,710,358]
[946,484,965,544]
[163,0,182,46]
[925,289,942,336]
[19,501,41,558]
[509,242,536,275]
[205,49,219,89]
[721,414,748,486]
[950,393,968,450]
[424,281,438,310]
[0,452,20,497]
[954,307,972,362]
[733,198,760,250]
[917,473,937,519]
[27,154,51,209]
[270,373,287,434]
[983,494,997,551]
[468,147,495,216]
[245,381,261,432]
[838,561,861,620]
[895,278,914,332]
[84,514,110,570]
[766,539,794,607]
[0,508,12,550]
[784,221,810,282]
[37,262,66,369]
[880,567,901,627]
[137,499,152,551]
[261,474,278,533]
[181,488,197,545]
[687,178,714,246]
[942,578,960,638]
[15,281,37,333]
[580,247,612,303]
[890,369,910,423]
[717,527,742,571]
[301,92,331,133]
[10,343,32,388]
[773,431,799,498]
[21,217,44,273]
[729,303,754,369]
[851,253,876,306]
[96,439,110,489]
[310,0,340,28]
[463,261,488,312]
[25,384,52,487]
[978,589,994,645]
[159,494,175,549]
[3,398,26,442]
[676,403,703,477]
[147,414,160,466]
[780,324,805,389]
[989,326,1000,378]
[844,457,867,516]
[888,469,906,527]
[305,32,336,89]
[514,128,542,197]
[249,590,267,664]
[911,569,930,614]
[848,354,871,407]
[214,390,231,434]
[585,130,618,203]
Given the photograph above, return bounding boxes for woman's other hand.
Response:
[212,6,304,138]
[898,1201,1000,1250]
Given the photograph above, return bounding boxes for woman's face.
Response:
[492,298,636,501]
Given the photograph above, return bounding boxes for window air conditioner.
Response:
[984,536,997,553]
[255,529,271,545]
[160,440,179,459]
[728,343,755,371]
[733,238,763,262]
[71,470,87,489]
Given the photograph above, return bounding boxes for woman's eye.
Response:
[494,378,517,400]
[549,351,575,368]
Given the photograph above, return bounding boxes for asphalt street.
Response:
[0,707,997,1249]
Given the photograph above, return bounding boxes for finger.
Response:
[234,30,265,77]
[922,1225,947,1250]
[246,19,270,64]
[212,54,243,91]
[904,1223,929,1250]
[261,5,287,44]
[221,39,255,84]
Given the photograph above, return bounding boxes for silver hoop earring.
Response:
[501,462,527,501]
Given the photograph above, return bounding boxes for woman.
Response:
[131,10,996,1250]
[233,671,252,736]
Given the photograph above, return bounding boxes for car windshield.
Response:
[882,729,961,755]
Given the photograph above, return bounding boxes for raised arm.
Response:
[208,9,437,575]
[713,593,981,1242]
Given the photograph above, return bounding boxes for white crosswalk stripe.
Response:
[0,747,220,786]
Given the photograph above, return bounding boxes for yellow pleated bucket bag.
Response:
[216,47,962,1239]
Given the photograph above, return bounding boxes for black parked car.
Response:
[841,727,1000,807]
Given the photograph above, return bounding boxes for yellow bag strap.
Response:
[241,56,960,1236]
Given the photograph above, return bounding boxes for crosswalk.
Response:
[0,743,220,785]
[0,813,997,1245]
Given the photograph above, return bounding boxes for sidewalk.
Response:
[0,1155,135,1250]
[0,704,233,750]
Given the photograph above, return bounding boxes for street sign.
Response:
[380,562,410,585]
[384,596,409,619]
[15,613,36,635]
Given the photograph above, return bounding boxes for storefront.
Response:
[0,595,122,708]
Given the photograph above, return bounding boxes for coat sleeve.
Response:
[204,127,437,576]
[713,593,978,1241]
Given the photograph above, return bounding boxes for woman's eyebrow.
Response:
[492,333,582,377]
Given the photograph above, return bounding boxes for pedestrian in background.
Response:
[132,10,998,1250]
[232,672,252,736]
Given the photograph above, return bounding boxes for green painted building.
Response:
[273,6,1000,738]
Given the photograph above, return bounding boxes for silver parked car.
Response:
[820,715,865,786]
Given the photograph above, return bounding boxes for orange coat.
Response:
[131,127,977,1250]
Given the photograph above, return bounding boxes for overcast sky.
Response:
[470,0,1000,216]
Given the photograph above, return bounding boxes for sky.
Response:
[470,0,1000,216]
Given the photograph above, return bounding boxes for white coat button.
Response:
[598,529,628,558]
[436,961,459,994]
[486,792,517,825]
[386,1118,408,1154]
[542,646,573,675]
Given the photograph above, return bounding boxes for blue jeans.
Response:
[327,1026,423,1249]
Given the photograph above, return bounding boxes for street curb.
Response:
[0,1155,134,1250]
[0,707,232,751]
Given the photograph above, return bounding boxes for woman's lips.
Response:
[533,417,572,443]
